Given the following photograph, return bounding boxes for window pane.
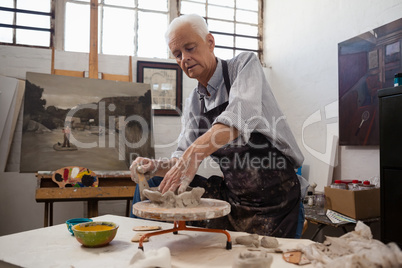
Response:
[236,36,258,50]
[137,12,168,58]
[208,0,234,8]
[214,47,233,60]
[236,23,258,36]
[0,10,13,24]
[17,0,51,13]
[17,13,50,29]
[0,27,13,43]
[214,33,233,47]
[65,2,90,53]
[104,0,135,8]
[138,0,167,11]
[236,9,258,24]
[236,0,258,12]
[208,5,233,21]
[102,7,135,56]
[1,0,13,8]
[16,29,50,46]
[208,19,234,34]
[181,2,205,17]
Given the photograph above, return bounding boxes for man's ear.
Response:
[206,33,215,51]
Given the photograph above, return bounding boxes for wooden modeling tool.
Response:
[136,166,150,201]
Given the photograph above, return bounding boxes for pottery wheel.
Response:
[132,198,231,221]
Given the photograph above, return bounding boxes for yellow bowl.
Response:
[72,221,118,247]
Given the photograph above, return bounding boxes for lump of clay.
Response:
[143,187,205,208]
[260,236,279,249]
[235,234,260,248]
[232,250,273,268]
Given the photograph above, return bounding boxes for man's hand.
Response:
[129,157,158,183]
[158,155,200,194]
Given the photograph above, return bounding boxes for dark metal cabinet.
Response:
[378,85,402,248]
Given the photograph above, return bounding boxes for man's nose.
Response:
[181,51,191,61]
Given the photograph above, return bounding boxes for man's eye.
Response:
[175,53,181,59]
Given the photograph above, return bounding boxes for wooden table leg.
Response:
[44,202,49,227]
[49,202,53,226]
[125,200,130,217]
[87,200,98,218]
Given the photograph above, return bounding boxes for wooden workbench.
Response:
[35,171,136,226]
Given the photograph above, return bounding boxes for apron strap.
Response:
[200,59,231,113]
[221,60,231,93]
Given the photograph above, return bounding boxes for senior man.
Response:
[130,14,304,238]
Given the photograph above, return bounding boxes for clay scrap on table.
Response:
[142,187,205,208]
[299,221,402,267]
[233,250,273,268]
[235,234,279,249]
[132,226,161,231]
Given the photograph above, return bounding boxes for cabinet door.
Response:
[380,168,402,246]
[380,93,402,167]
[379,90,402,248]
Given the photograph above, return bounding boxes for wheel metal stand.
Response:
[133,198,232,251]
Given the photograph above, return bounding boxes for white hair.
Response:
[165,14,209,44]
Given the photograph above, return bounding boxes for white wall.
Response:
[264,0,402,191]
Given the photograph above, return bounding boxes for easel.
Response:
[37,0,136,227]
[36,171,136,227]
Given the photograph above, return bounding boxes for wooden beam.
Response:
[101,73,130,82]
[54,69,85,77]
[88,0,98,79]
[129,56,133,82]
[51,47,55,74]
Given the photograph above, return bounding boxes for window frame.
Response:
[0,0,264,62]
[0,2,54,48]
[179,0,264,62]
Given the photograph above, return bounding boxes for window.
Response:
[180,0,262,61]
[65,0,169,58]
[0,0,263,61]
[0,0,53,47]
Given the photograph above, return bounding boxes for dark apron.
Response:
[191,60,300,238]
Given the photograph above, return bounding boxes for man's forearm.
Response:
[154,158,178,177]
[182,123,240,162]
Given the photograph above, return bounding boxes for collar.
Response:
[196,58,223,99]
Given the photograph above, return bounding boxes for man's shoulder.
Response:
[226,52,259,68]
[228,51,258,63]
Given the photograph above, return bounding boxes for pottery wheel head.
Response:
[143,187,205,208]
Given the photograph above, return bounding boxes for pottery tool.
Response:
[132,198,232,251]
[136,165,150,201]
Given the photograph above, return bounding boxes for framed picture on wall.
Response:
[137,61,182,116]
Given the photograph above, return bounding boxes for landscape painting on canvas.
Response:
[20,72,154,172]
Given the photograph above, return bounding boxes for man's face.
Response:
[168,24,216,85]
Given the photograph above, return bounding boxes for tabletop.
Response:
[0,214,316,268]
